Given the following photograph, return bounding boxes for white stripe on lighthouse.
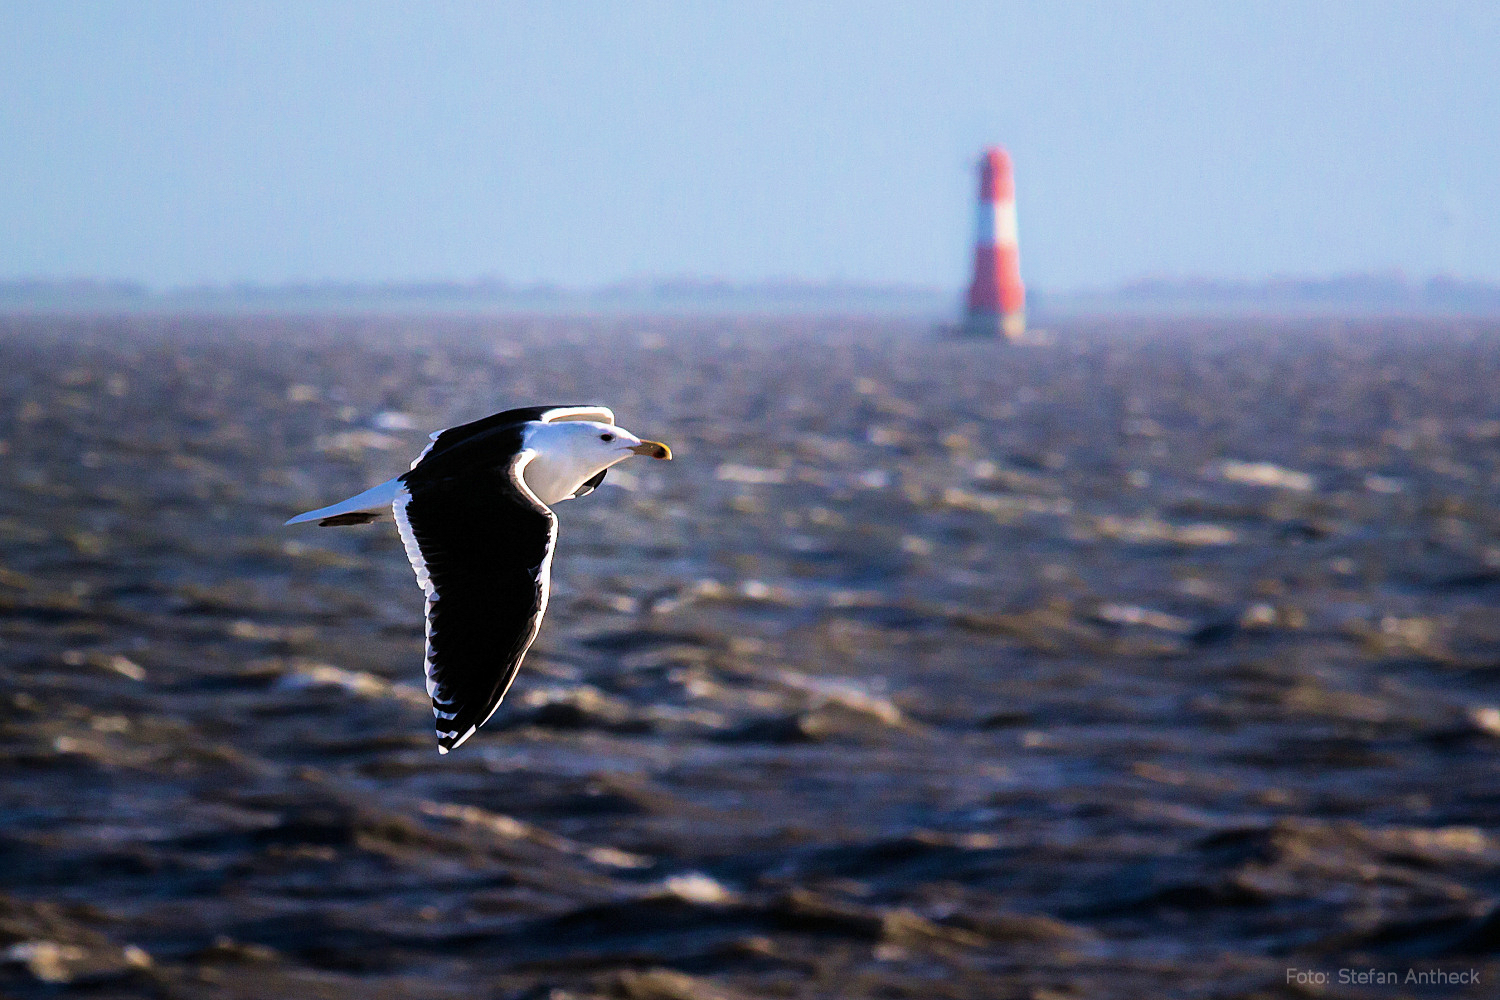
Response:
[975,202,1019,248]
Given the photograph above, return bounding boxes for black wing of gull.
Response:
[394,433,558,754]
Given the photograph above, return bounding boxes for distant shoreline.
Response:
[3,274,1498,318]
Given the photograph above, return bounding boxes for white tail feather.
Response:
[285,477,403,525]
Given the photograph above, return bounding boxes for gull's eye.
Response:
[600,433,615,442]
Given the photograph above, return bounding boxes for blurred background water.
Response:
[0,315,1497,998]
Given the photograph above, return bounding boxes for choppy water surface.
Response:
[1,315,1498,998]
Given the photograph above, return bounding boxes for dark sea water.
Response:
[1,314,1497,999]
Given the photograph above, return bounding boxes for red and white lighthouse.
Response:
[964,147,1025,339]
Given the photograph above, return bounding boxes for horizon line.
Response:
[2,270,1499,298]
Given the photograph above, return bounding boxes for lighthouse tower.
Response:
[964,147,1025,340]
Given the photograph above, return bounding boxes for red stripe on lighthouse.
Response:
[979,148,1015,202]
[967,246,1025,314]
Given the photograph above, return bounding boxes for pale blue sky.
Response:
[2,1,1496,291]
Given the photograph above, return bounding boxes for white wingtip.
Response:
[436,725,479,755]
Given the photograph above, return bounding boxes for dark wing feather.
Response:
[395,448,557,753]
[572,468,608,498]
[414,405,613,468]
[318,511,380,526]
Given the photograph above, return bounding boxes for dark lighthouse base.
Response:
[962,309,1026,341]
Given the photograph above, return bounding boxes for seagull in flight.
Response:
[287,405,672,753]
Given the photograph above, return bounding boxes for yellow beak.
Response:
[629,440,672,460]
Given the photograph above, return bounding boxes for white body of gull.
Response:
[286,405,671,753]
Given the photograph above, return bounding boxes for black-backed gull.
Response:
[286,405,672,753]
